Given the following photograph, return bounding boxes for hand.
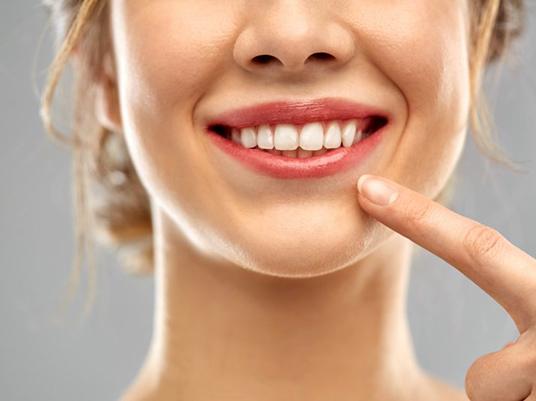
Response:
[356,174,536,401]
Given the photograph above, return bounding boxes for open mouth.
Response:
[207,115,388,158]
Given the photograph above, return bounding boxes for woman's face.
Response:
[106,0,471,277]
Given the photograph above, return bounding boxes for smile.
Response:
[204,97,390,179]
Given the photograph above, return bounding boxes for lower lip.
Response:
[205,125,387,179]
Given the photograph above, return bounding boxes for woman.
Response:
[41,0,535,400]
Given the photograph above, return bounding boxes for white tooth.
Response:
[324,121,342,149]
[257,125,274,149]
[282,150,298,158]
[299,122,324,151]
[298,148,313,158]
[240,127,257,148]
[231,128,241,144]
[353,129,363,144]
[274,124,299,150]
[341,119,357,148]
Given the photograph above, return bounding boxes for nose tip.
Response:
[233,14,355,77]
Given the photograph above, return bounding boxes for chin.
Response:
[222,215,392,279]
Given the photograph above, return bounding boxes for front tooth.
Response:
[257,125,274,149]
[324,121,342,149]
[274,124,299,150]
[299,122,324,151]
[231,128,241,144]
[241,127,257,148]
[341,119,357,147]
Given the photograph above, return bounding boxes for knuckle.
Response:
[501,332,536,378]
[527,352,536,376]
[462,224,505,265]
[464,355,489,401]
[522,333,536,374]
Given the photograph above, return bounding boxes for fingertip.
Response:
[357,174,372,194]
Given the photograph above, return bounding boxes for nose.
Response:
[233,2,356,77]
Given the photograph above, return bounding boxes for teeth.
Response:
[352,127,363,145]
[231,128,241,144]
[240,127,257,148]
[281,150,298,158]
[324,121,342,149]
[298,149,313,158]
[341,120,357,147]
[267,149,282,156]
[299,122,324,151]
[231,119,367,155]
[257,124,274,149]
[274,124,299,150]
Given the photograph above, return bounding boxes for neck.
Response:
[133,207,426,401]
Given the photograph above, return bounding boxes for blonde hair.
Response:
[40,0,526,317]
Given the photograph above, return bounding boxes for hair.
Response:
[40,0,526,317]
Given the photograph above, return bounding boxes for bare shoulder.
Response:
[116,377,158,401]
[421,374,470,401]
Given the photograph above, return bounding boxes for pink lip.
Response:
[204,97,390,129]
[203,97,391,179]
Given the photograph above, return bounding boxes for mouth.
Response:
[203,97,391,179]
[207,115,387,158]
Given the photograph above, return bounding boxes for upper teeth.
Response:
[232,119,364,151]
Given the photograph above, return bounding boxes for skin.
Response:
[85,0,534,399]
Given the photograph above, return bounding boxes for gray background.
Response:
[1,1,535,400]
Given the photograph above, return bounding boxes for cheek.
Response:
[358,1,471,194]
[110,0,246,167]
[112,1,235,116]
[109,1,244,239]
[361,1,470,122]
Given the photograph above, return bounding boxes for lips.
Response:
[204,97,391,131]
[202,97,391,179]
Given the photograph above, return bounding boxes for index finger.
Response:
[356,174,536,333]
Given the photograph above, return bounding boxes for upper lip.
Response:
[204,97,391,130]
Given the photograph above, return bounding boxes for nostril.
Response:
[309,52,335,61]
[252,54,276,65]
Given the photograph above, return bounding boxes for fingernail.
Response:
[357,175,399,206]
